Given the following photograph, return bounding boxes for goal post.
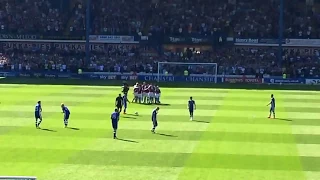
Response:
[157,62,218,83]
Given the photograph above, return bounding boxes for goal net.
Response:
[157,62,218,83]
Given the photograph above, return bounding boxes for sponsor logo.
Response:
[44,74,56,78]
[187,76,216,82]
[120,75,137,80]
[89,74,99,78]
[99,75,117,80]
[0,34,38,39]
[57,74,70,78]
[144,75,175,82]
[234,38,259,43]
[19,73,31,77]
[306,79,320,85]
[269,79,301,84]
[224,77,261,83]
[0,72,16,77]
[33,73,42,77]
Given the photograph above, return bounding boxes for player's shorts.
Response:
[112,119,118,130]
[35,112,41,119]
[152,119,158,127]
[123,103,127,108]
[138,93,142,98]
[64,114,70,120]
[155,93,160,98]
[189,108,194,113]
[116,104,122,109]
[148,92,154,98]
[270,107,275,112]
[134,92,138,97]
[142,92,147,97]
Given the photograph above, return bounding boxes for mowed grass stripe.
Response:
[3,135,320,157]
[2,126,320,144]
[0,118,210,132]
[0,163,312,180]
[0,109,216,116]
[0,148,318,171]
[178,168,308,180]
[5,119,320,135]
[0,136,197,154]
[4,98,320,109]
[2,115,320,127]
[2,103,319,112]
[169,99,320,108]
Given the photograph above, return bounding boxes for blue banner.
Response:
[0,71,17,77]
[264,78,305,84]
[0,71,308,85]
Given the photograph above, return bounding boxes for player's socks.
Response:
[113,131,117,139]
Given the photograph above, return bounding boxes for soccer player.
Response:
[122,94,130,114]
[151,107,160,133]
[155,86,161,104]
[188,97,196,121]
[115,94,123,112]
[148,83,155,104]
[61,103,71,128]
[142,82,148,104]
[111,108,120,139]
[137,84,142,104]
[267,94,276,118]
[122,83,129,96]
[132,82,139,103]
[35,101,42,129]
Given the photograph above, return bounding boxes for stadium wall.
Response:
[0,71,319,90]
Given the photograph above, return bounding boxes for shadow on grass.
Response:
[117,138,139,143]
[123,116,137,119]
[157,133,177,137]
[40,128,57,132]
[193,120,210,123]
[276,118,293,122]
[139,103,171,106]
[68,127,80,130]
[125,113,139,116]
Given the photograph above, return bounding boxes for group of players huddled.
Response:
[132,82,161,104]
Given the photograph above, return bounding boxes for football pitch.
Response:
[0,84,319,180]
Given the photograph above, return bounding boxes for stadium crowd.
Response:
[0,0,319,38]
[0,0,320,78]
[1,43,319,78]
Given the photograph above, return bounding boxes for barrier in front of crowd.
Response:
[0,71,319,85]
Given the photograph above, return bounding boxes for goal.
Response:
[157,62,218,83]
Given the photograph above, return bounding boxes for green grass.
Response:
[0,84,319,180]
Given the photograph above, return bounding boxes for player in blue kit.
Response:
[188,97,196,121]
[151,107,160,133]
[122,94,130,114]
[111,109,120,139]
[35,101,42,129]
[267,94,276,119]
[61,103,71,128]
